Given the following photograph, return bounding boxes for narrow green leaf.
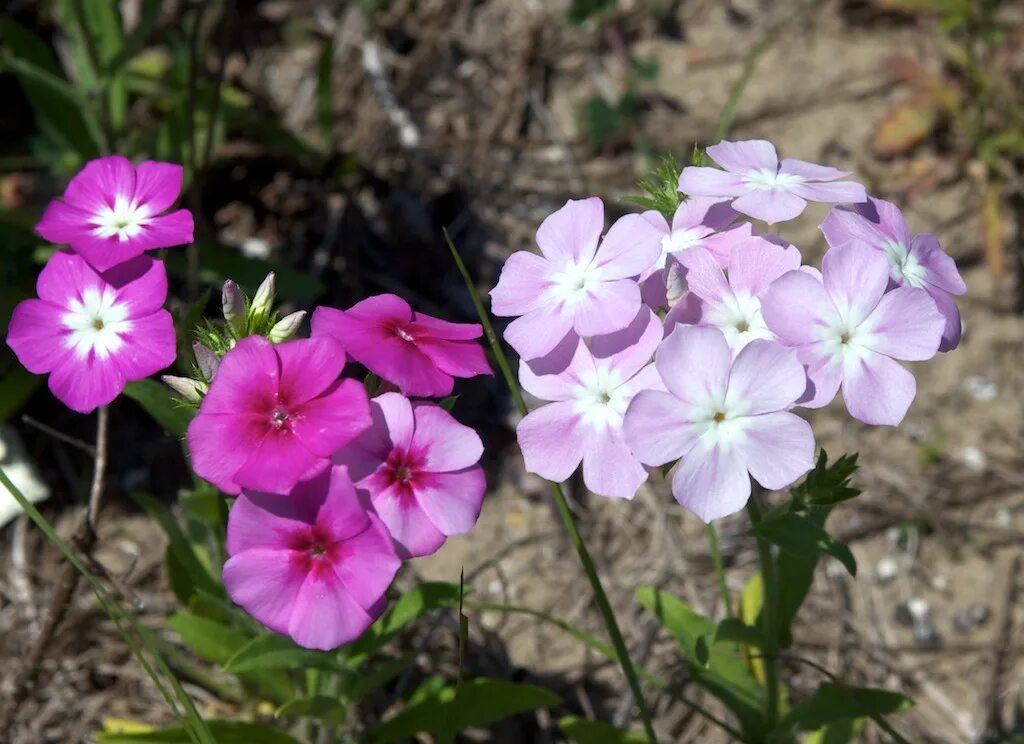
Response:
[168,612,249,666]
[439,395,458,412]
[776,683,912,733]
[123,379,196,438]
[224,633,343,674]
[558,716,648,743]
[715,618,768,649]
[275,695,346,725]
[316,36,334,146]
[97,720,301,744]
[345,652,416,702]
[368,678,561,743]
[134,493,222,599]
[752,512,857,577]
[348,582,462,663]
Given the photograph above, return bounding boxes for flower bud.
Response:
[161,375,206,403]
[192,341,220,381]
[250,272,276,320]
[267,310,306,343]
[221,280,247,337]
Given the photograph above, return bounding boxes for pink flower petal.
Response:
[68,232,148,272]
[702,222,754,266]
[741,412,815,491]
[655,326,730,408]
[535,197,604,267]
[707,139,779,172]
[779,158,851,181]
[132,161,184,214]
[291,378,372,457]
[287,571,374,650]
[198,336,279,416]
[235,429,322,495]
[412,467,486,536]
[516,401,586,482]
[35,250,102,305]
[188,412,268,494]
[6,300,72,374]
[929,288,962,352]
[725,340,806,415]
[227,490,318,555]
[760,270,837,346]
[410,404,483,472]
[130,209,194,252]
[821,242,889,327]
[820,205,887,250]
[490,251,555,316]
[670,435,750,523]
[408,314,483,341]
[677,167,747,197]
[277,336,347,405]
[726,235,802,299]
[592,213,663,280]
[503,302,574,362]
[623,390,701,466]
[517,339,592,402]
[330,513,400,607]
[841,351,917,426]
[589,307,662,381]
[35,200,93,248]
[860,287,943,361]
[113,311,176,379]
[731,190,807,224]
[63,155,135,212]
[571,278,640,337]
[106,256,168,317]
[672,197,738,232]
[47,351,126,414]
[581,427,647,500]
[790,180,867,205]
[373,392,416,451]
[223,548,304,637]
[416,337,490,380]
[370,482,447,558]
[678,245,729,305]
[796,345,843,409]
[910,234,966,295]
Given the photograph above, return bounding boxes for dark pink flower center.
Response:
[383,448,424,491]
[288,524,340,576]
[269,405,291,430]
[383,319,417,344]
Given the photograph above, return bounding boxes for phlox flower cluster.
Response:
[492,139,960,523]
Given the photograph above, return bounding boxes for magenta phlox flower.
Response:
[638,197,737,307]
[490,197,662,364]
[516,307,664,500]
[663,234,802,353]
[678,140,867,224]
[187,336,371,495]
[820,196,965,351]
[624,326,814,522]
[36,156,194,272]
[312,294,489,398]
[334,393,485,558]
[223,465,400,650]
[761,241,945,426]
[6,252,175,413]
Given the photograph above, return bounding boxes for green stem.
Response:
[746,493,780,731]
[445,231,658,744]
[704,523,732,618]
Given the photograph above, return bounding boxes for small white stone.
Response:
[964,375,997,401]
[0,424,50,528]
[907,597,930,620]
[961,446,987,471]
[876,557,899,583]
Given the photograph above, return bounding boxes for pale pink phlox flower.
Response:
[334,393,486,558]
[223,465,400,650]
[624,325,815,522]
[516,308,664,500]
[678,139,867,224]
[820,196,966,351]
[187,335,371,495]
[36,156,194,271]
[760,241,946,426]
[6,252,175,414]
[490,197,662,365]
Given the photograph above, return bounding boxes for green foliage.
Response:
[368,678,561,743]
[566,0,617,25]
[623,153,682,218]
[775,683,912,734]
[559,716,648,743]
[275,695,346,725]
[751,512,857,577]
[123,379,196,437]
[97,720,301,744]
[224,634,345,675]
[347,582,463,664]
[790,450,860,509]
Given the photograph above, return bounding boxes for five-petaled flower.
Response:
[334,393,486,558]
[6,252,176,413]
[517,308,663,500]
[761,241,946,426]
[223,466,400,650]
[312,294,490,398]
[490,197,662,365]
[678,139,867,224]
[36,156,194,272]
[624,326,815,522]
[820,196,966,351]
[187,335,371,495]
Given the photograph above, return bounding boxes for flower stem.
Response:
[705,523,732,618]
[745,492,780,730]
[445,230,658,743]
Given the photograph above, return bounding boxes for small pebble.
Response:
[952,604,991,634]
[876,557,899,584]
[965,375,998,401]
[913,620,942,650]
[961,446,987,472]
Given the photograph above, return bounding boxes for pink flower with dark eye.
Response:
[312,294,490,398]
[334,393,485,558]
[187,336,371,495]
[223,466,400,650]
[678,140,866,224]
[761,242,945,426]
[489,197,662,364]
[820,196,966,351]
[624,326,815,522]
[6,252,175,414]
[36,156,194,272]
[516,308,663,500]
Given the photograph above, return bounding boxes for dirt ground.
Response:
[2,1,1023,742]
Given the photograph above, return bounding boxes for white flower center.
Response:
[656,228,703,269]
[550,260,601,305]
[743,168,804,192]
[61,287,132,359]
[691,393,750,452]
[704,290,773,352]
[883,240,927,288]
[819,314,876,366]
[574,365,629,430]
[90,195,152,241]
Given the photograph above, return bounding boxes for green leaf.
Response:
[636,587,766,738]
[348,582,462,664]
[316,36,335,146]
[134,493,222,600]
[558,716,648,743]
[368,678,561,743]
[791,450,860,508]
[439,395,458,412]
[803,717,864,744]
[752,512,857,577]
[168,612,248,666]
[276,695,346,725]
[123,379,195,438]
[776,683,912,733]
[346,652,416,702]
[97,720,301,743]
[715,618,768,649]
[224,633,343,674]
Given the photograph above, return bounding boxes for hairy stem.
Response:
[445,230,659,743]
[705,523,732,618]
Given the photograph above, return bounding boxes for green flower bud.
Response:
[267,310,306,343]
[221,280,247,337]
